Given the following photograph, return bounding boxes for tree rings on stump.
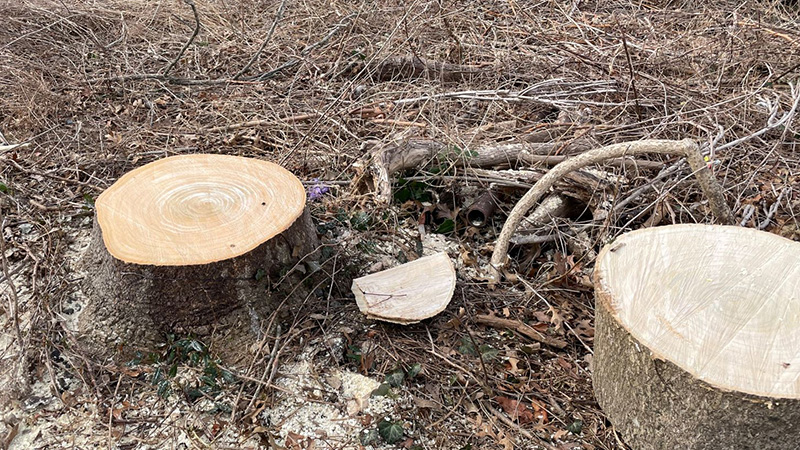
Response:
[79,154,318,361]
[593,224,800,449]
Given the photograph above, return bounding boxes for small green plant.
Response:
[385,368,405,387]
[377,418,405,444]
[82,193,95,210]
[143,335,236,404]
[346,345,362,364]
[393,179,432,203]
[434,218,455,234]
[349,211,371,231]
[568,419,583,434]
[360,428,379,445]
[407,362,422,379]
[457,336,498,360]
[371,382,391,397]
[457,336,477,356]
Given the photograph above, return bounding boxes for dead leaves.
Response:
[494,396,548,425]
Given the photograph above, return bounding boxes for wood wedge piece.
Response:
[352,252,456,324]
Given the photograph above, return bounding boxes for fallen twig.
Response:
[162,0,200,77]
[716,82,800,153]
[233,0,287,80]
[0,143,30,152]
[372,55,488,82]
[389,79,629,109]
[371,118,427,128]
[475,314,567,349]
[519,194,575,232]
[0,211,28,393]
[247,13,357,81]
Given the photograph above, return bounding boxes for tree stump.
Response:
[593,224,800,449]
[79,154,318,360]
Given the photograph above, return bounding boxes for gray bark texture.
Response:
[78,208,318,361]
[592,285,800,449]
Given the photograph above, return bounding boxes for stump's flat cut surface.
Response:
[97,153,306,265]
[593,224,800,449]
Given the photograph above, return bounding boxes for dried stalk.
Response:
[247,13,357,81]
[162,0,200,77]
[475,314,567,349]
[0,211,27,393]
[233,0,287,80]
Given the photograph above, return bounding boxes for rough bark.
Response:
[366,134,597,203]
[78,208,318,360]
[593,288,800,449]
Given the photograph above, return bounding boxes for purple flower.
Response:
[307,178,330,201]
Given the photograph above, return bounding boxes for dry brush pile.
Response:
[0,0,799,448]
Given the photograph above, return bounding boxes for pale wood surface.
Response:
[96,154,305,265]
[352,252,456,324]
[595,224,800,398]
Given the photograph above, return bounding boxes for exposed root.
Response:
[489,139,734,281]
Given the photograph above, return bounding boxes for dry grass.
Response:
[1,0,799,448]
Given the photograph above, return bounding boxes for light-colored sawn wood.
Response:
[352,252,456,324]
[80,154,318,361]
[593,224,800,449]
[96,153,306,265]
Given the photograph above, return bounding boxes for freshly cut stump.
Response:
[79,154,318,359]
[352,252,456,324]
[593,224,800,450]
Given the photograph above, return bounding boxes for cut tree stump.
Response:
[79,154,318,360]
[593,224,800,450]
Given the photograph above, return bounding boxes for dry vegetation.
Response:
[0,0,799,448]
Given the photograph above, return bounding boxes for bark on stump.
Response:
[79,154,318,361]
[593,224,800,449]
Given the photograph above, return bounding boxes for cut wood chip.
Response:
[96,154,305,266]
[352,252,456,324]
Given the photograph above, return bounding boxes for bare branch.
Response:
[233,0,287,80]
[162,0,200,77]
[489,139,733,281]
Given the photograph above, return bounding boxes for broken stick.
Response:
[475,314,567,349]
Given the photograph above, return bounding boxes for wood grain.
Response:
[96,154,305,265]
[352,252,456,324]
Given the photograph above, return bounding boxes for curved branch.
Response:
[488,139,733,281]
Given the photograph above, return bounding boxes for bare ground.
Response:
[0,0,799,449]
